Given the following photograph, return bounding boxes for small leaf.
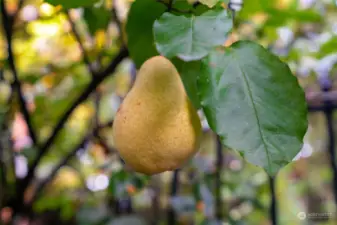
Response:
[126,0,166,68]
[153,10,233,61]
[199,0,220,8]
[197,41,308,176]
[45,0,99,9]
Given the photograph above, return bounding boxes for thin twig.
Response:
[112,0,125,45]
[94,135,116,155]
[66,11,96,76]
[93,91,101,131]
[167,0,174,11]
[98,119,114,130]
[19,46,128,200]
[1,0,37,145]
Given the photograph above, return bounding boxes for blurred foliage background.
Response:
[1,0,337,225]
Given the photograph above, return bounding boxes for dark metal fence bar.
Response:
[319,76,337,207]
[215,136,223,222]
[269,176,278,225]
[168,170,179,225]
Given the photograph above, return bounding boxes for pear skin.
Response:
[112,56,202,175]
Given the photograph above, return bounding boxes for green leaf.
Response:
[172,58,202,109]
[318,36,337,58]
[197,41,308,176]
[199,0,221,8]
[153,10,233,61]
[45,0,99,9]
[264,8,322,26]
[126,0,166,68]
[83,6,111,35]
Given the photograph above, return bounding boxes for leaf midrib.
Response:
[232,54,272,172]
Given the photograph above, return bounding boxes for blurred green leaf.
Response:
[318,36,337,58]
[197,41,308,176]
[126,0,166,68]
[153,10,233,61]
[83,6,111,35]
[265,8,322,26]
[45,0,100,9]
[199,0,221,8]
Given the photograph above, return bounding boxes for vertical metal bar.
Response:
[215,135,223,222]
[151,183,160,225]
[269,176,277,225]
[0,140,6,208]
[320,76,337,206]
[168,170,179,225]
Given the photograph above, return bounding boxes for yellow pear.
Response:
[112,56,202,175]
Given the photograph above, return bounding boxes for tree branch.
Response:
[1,0,37,145]
[94,135,116,155]
[66,11,96,76]
[20,46,128,198]
[27,133,92,206]
[27,117,115,206]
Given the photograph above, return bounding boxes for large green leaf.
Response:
[153,10,233,61]
[197,41,308,176]
[45,0,99,9]
[126,0,166,68]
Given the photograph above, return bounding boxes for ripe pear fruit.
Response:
[112,56,202,175]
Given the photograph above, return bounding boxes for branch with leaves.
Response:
[0,0,129,212]
[0,0,37,145]
[20,46,128,198]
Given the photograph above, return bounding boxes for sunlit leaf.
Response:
[45,0,100,9]
[199,0,221,8]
